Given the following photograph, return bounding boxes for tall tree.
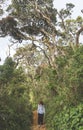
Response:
[0,1,83,67]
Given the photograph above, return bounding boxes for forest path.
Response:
[32,110,46,130]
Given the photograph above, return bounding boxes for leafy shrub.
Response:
[46,104,83,130]
[0,94,33,130]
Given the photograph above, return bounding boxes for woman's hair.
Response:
[39,101,44,105]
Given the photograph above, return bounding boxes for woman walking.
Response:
[37,101,45,128]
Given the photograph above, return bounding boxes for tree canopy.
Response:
[0,1,83,130]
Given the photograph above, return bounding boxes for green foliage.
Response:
[0,1,83,129]
[0,57,32,130]
[45,45,83,130]
[0,57,15,84]
[0,95,32,130]
[46,104,83,130]
[68,46,83,102]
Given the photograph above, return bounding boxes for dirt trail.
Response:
[32,110,46,130]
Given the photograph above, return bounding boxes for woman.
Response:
[37,101,45,127]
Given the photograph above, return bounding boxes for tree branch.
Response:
[76,27,83,46]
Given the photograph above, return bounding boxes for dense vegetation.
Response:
[45,46,83,130]
[0,57,32,130]
[0,0,83,130]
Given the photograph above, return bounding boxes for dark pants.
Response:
[38,113,44,125]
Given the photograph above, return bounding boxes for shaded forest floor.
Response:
[32,110,46,130]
